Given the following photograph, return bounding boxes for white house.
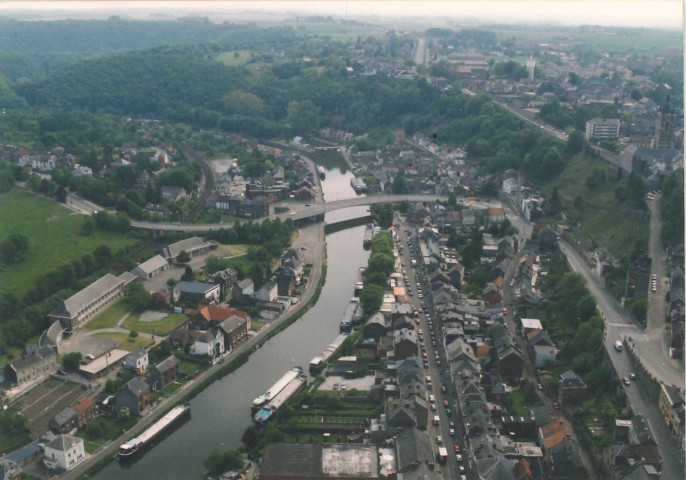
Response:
[43,434,85,471]
[255,280,278,303]
[124,348,149,372]
[191,328,224,357]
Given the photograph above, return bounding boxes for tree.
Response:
[360,284,384,315]
[62,352,82,371]
[128,282,151,311]
[0,233,29,265]
[203,448,244,475]
[176,250,191,263]
[241,426,259,450]
[392,175,408,194]
[547,187,562,215]
[129,330,139,339]
[566,130,585,154]
[181,265,194,281]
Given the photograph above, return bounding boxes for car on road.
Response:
[454,444,461,453]
[629,372,637,380]
[449,428,455,436]
[623,377,631,386]
[652,274,657,280]
[341,383,347,390]
[304,203,311,206]
[333,382,338,390]
[436,435,442,444]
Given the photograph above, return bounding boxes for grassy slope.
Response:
[541,154,648,260]
[0,189,137,298]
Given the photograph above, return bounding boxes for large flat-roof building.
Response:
[585,118,621,140]
[260,443,379,480]
[47,273,135,331]
[162,237,218,262]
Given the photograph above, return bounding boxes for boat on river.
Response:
[253,370,306,424]
[309,333,348,373]
[251,366,303,413]
[119,403,190,458]
[363,224,374,249]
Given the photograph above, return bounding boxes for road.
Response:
[559,239,685,479]
[413,37,427,66]
[130,194,450,231]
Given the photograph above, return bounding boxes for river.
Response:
[94,165,370,479]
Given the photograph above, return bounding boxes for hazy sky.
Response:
[0,1,683,29]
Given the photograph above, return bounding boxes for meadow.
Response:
[0,189,137,298]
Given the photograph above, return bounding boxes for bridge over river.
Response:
[130,194,449,232]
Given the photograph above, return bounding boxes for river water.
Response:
[94,165,370,479]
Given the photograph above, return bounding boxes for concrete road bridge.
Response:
[130,194,449,232]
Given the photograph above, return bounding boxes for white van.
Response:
[433,415,440,425]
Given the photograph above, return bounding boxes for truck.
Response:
[614,341,623,352]
[437,446,448,464]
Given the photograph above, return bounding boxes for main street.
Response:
[560,239,685,479]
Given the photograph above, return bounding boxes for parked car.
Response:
[623,377,631,386]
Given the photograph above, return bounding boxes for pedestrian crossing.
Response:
[608,322,636,328]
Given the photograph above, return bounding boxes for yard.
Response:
[0,190,137,298]
[92,332,152,352]
[121,312,188,336]
[84,298,132,330]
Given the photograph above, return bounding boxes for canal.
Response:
[94,164,370,479]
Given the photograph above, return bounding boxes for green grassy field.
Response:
[92,332,152,352]
[0,190,137,298]
[215,50,254,66]
[122,312,188,336]
[84,298,132,330]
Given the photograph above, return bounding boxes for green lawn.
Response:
[215,50,253,66]
[179,360,204,377]
[505,388,532,416]
[84,299,133,330]
[122,312,188,336]
[92,332,152,352]
[0,190,137,298]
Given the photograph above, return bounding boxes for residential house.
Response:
[233,279,254,303]
[124,348,149,373]
[538,418,567,454]
[219,315,250,350]
[42,435,85,471]
[3,345,56,385]
[255,279,278,303]
[160,186,187,203]
[393,329,418,360]
[658,383,684,448]
[527,329,556,368]
[130,255,169,280]
[174,281,220,304]
[558,370,588,405]
[0,457,22,480]
[50,397,98,434]
[116,378,151,416]
[149,355,180,390]
[209,267,238,299]
[395,427,433,473]
[191,328,224,357]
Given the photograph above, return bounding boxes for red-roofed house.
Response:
[538,418,567,453]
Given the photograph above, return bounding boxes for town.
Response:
[0,4,683,480]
